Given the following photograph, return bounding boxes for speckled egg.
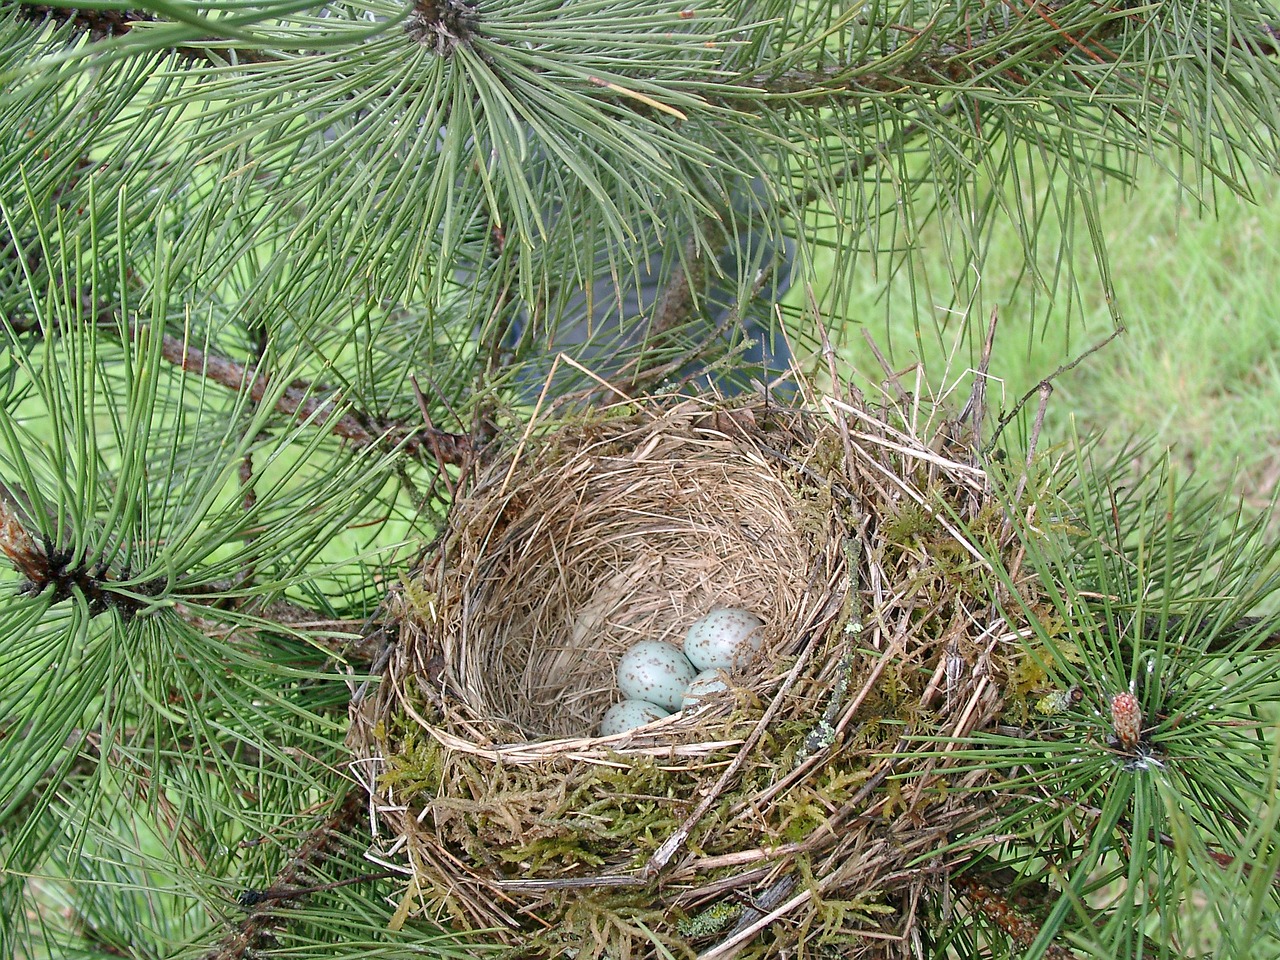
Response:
[680,669,729,710]
[683,608,764,672]
[598,699,671,736]
[616,640,698,711]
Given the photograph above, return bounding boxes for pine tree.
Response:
[3,1,1280,957]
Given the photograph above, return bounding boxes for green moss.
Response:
[882,500,936,547]
[379,732,446,797]
[678,899,743,937]
[497,835,608,871]
[399,576,438,623]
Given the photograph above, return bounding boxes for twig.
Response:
[986,325,1125,452]
[410,375,457,500]
[860,329,911,402]
[152,329,475,464]
[11,292,483,468]
[202,788,366,960]
[608,249,781,401]
[236,869,398,906]
[0,483,385,662]
[233,325,270,596]
[957,305,999,439]
[173,595,382,662]
[650,225,722,337]
[1004,380,1052,528]
[698,881,812,960]
[721,874,797,943]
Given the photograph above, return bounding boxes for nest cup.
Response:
[351,393,1019,959]
[442,407,817,741]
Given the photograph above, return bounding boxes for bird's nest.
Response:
[348,386,1048,959]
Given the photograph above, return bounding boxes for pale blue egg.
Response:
[681,669,729,710]
[598,699,671,736]
[616,640,697,711]
[684,608,764,672]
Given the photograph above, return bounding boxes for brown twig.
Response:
[173,594,383,660]
[232,324,270,596]
[650,224,724,337]
[600,241,786,403]
[15,3,274,61]
[15,4,157,40]
[1004,380,1052,531]
[202,788,366,960]
[958,305,999,440]
[986,324,1125,452]
[13,5,1100,95]
[410,375,457,501]
[236,868,398,906]
[152,328,475,464]
[10,291,480,466]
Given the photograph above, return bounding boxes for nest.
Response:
[349,389,1037,959]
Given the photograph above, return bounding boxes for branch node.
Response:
[405,0,478,54]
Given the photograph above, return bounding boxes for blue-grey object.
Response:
[499,200,794,401]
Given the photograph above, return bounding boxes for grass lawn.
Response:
[797,156,1280,513]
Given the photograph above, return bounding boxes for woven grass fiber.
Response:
[349,384,1041,959]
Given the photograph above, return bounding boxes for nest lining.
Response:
[350,393,1029,960]
[415,407,833,743]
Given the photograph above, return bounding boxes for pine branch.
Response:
[0,481,382,660]
[0,482,164,616]
[231,321,271,596]
[0,484,42,580]
[234,869,398,906]
[606,263,775,400]
[14,3,157,41]
[650,227,719,338]
[19,0,1280,114]
[173,594,385,663]
[0,487,382,669]
[404,0,478,55]
[6,226,483,472]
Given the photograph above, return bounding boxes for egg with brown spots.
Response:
[681,668,730,710]
[616,639,697,711]
[598,699,671,736]
[683,608,764,672]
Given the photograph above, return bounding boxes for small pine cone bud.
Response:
[1110,692,1142,749]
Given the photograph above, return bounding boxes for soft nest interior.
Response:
[443,424,817,740]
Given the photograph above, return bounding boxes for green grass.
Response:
[798,157,1280,511]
